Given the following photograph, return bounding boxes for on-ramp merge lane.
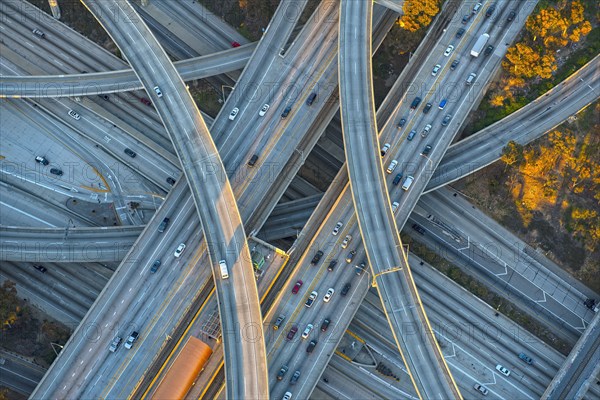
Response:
[81,1,267,398]
[338,0,461,399]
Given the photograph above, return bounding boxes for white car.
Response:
[68,109,81,120]
[332,221,343,235]
[444,45,455,57]
[259,103,270,116]
[431,64,441,76]
[380,143,391,157]
[386,159,398,174]
[495,364,510,377]
[323,288,335,303]
[153,86,163,97]
[282,392,292,400]
[301,324,314,339]
[174,243,186,258]
[228,107,239,120]
[341,234,352,249]
[392,201,400,213]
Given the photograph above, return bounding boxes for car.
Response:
[247,154,259,167]
[301,324,314,339]
[341,282,351,296]
[109,336,122,352]
[332,221,343,235]
[32,28,45,38]
[327,260,338,271]
[282,392,292,400]
[228,107,239,120]
[305,291,318,308]
[495,364,510,377]
[166,177,176,185]
[407,130,416,141]
[124,331,139,349]
[306,340,317,353]
[423,103,432,114]
[438,99,447,110]
[49,168,63,176]
[397,118,406,128]
[450,59,460,70]
[473,383,489,395]
[456,28,465,38]
[158,217,170,233]
[153,86,163,97]
[140,97,152,106]
[68,110,80,120]
[392,201,400,213]
[473,2,483,13]
[310,250,324,265]
[277,365,289,381]
[444,45,454,57]
[518,352,533,365]
[173,243,186,258]
[35,156,49,165]
[290,370,301,384]
[484,45,494,56]
[124,148,136,158]
[231,41,241,47]
[274,314,286,330]
[341,234,352,249]
[321,318,331,332]
[466,72,477,86]
[286,326,298,340]
[306,92,317,106]
[386,159,398,174]
[402,176,415,191]
[442,114,452,126]
[258,104,270,116]
[486,3,496,17]
[421,145,432,155]
[462,14,470,24]
[410,97,422,109]
[380,143,391,157]
[281,106,292,118]
[99,94,109,101]
[507,10,516,22]
[421,124,432,137]
[393,173,403,185]
[346,250,356,263]
[412,223,426,235]
[33,265,47,273]
[323,288,335,302]
[431,64,441,76]
[291,280,303,294]
[150,259,161,273]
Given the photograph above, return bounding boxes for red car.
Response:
[286,326,298,341]
[231,41,241,48]
[292,280,303,294]
[140,97,152,106]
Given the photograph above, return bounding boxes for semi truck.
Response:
[471,33,490,57]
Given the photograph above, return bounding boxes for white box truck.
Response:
[219,260,229,279]
[471,33,489,57]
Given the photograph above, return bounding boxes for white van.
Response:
[402,176,414,191]
[219,260,229,279]
[386,159,398,174]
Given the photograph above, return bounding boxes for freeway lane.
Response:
[338,0,461,398]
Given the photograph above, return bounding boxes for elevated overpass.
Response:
[338,0,460,397]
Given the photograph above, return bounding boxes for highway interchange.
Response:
[1,0,599,399]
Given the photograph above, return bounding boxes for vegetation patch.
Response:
[0,281,70,368]
[459,102,600,292]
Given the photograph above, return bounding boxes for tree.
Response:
[501,141,525,169]
[398,0,440,32]
[0,281,19,330]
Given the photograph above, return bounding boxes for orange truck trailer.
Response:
[151,337,212,399]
